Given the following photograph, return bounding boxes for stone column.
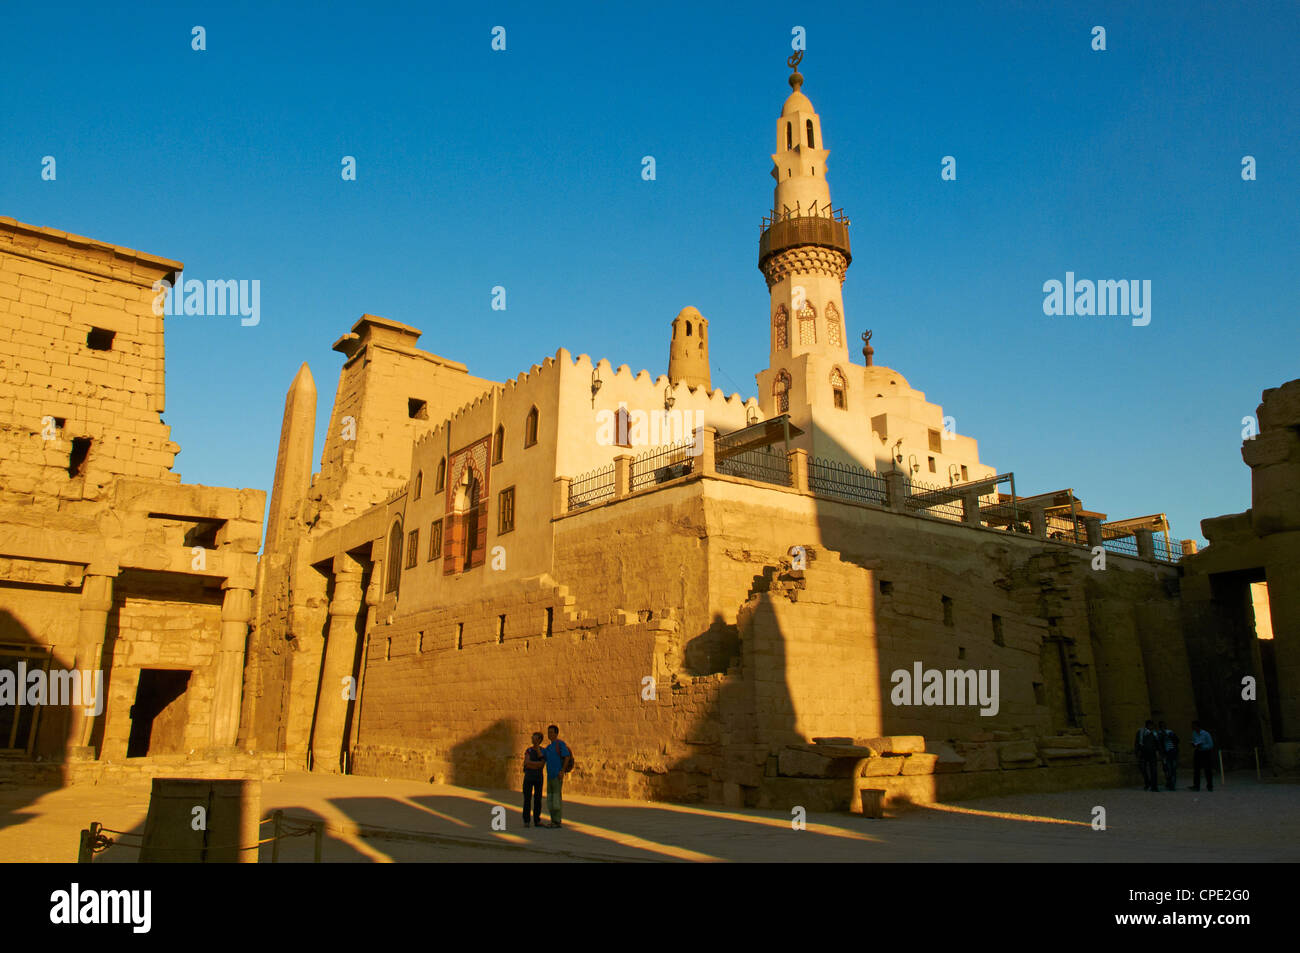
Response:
[65,572,114,759]
[1084,517,1103,550]
[1135,528,1156,560]
[310,554,365,774]
[1028,506,1047,539]
[614,454,633,498]
[554,476,571,516]
[961,489,982,525]
[1263,559,1300,740]
[698,427,717,477]
[788,449,810,493]
[885,471,908,513]
[207,586,253,754]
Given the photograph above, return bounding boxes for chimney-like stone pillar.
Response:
[885,471,908,512]
[1085,517,1103,550]
[1135,528,1156,560]
[789,448,810,493]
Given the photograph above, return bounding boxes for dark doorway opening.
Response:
[127,669,191,757]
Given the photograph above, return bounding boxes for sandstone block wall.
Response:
[0,219,180,505]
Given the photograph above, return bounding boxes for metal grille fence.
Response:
[568,463,615,509]
[630,440,696,493]
[1102,534,1140,558]
[716,447,792,487]
[808,457,887,506]
[903,477,965,523]
[1154,534,1186,563]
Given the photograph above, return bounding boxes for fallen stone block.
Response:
[900,753,939,775]
[855,735,925,755]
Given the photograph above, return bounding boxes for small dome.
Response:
[863,365,911,391]
[782,91,813,116]
[675,306,705,323]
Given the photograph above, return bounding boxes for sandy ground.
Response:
[1,770,1295,863]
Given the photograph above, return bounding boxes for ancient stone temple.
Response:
[0,217,264,778]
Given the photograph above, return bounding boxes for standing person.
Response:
[1158,721,1179,791]
[1134,719,1161,792]
[522,732,546,828]
[1191,721,1215,792]
[541,724,574,829]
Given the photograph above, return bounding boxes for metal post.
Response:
[271,809,283,863]
[1009,473,1019,531]
[78,829,93,864]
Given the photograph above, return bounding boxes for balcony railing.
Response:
[758,210,851,269]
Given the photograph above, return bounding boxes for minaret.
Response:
[668,306,711,390]
[265,362,317,552]
[759,55,852,367]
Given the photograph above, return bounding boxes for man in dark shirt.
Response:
[1134,719,1161,792]
[522,732,545,827]
[1158,720,1179,791]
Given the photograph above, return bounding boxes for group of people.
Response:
[1134,719,1216,792]
[521,724,574,828]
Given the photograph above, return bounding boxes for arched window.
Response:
[686,321,692,336]
[435,457,446,492]
[773,305,789,349]
[797,302,817,345]
[786,121,792,150]
[414,470,423,499]
[831,367,847,410]
[806,120,815,149]
[462,473,480,571]
[493,425,504,464]
[615,405,632,448]
[773,370,791,414]
[385,519,403,595]
[524,406,539,447]
[826,302,842,347]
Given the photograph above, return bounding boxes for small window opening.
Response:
[942,595,954,627]
[992,614,1004,646]
[68,437,91,477]
[408,398,428,420]
[86,327,115,351]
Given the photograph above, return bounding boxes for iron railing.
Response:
[568,463,615,509]
[903,477,966,523]
[716,446,792,487]
[808,457,887,506]
[630,440,696,493]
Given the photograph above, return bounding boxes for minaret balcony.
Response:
[758,211,851,270]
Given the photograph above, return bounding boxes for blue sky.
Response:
[3,1,1296,544]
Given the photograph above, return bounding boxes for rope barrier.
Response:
[81,813,325,860]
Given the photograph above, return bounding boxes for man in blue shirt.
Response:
[541,723,574,828]
[1190,721,1214,792]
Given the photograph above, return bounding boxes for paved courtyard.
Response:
[1,771,1296,863]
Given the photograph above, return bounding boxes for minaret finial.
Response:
[862,330,874,366]
[787,50,804,92]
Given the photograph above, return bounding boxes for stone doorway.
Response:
[127,668,192,757]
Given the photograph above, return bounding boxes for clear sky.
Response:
[3,1,1296,545]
